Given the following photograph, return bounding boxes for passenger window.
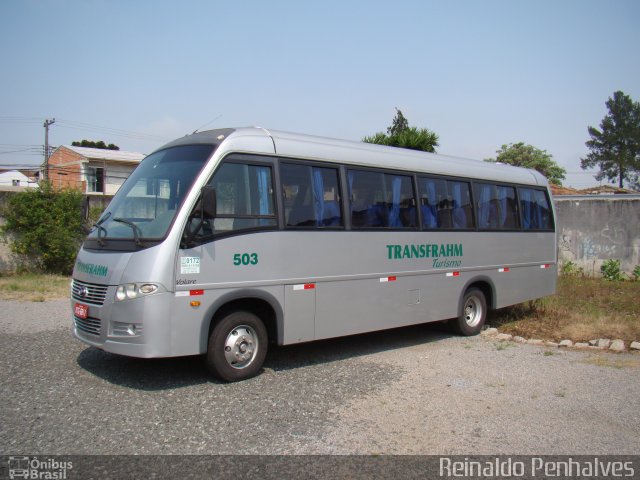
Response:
[417,178,474,229]
[207,162,277,233]
[280,163,343,228]
[417,177,446,228]
[519,187,553,230]
[474,183,519,230]
[448,180,474,229]
[348,169,416,229]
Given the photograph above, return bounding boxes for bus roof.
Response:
[159,127,548,187]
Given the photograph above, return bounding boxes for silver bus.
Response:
[71,127,556,381]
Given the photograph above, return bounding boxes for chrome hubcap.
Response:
[464,296,483,327]
[224,325,258,369]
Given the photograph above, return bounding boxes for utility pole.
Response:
[43,118,55,183]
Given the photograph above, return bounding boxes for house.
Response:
[0,170,36,189]
[47,145,145,195]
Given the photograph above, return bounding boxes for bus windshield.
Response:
[87,144,214,246]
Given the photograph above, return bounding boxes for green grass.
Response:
[0,273,70,301]
[489,276,640,343]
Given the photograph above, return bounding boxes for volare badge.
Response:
[180,256,200,274]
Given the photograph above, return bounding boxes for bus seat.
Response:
[421,205,438,228]
[452,205,467,228]
[288,204,315,227]
[322,201,341,226]
[367,204,388,227]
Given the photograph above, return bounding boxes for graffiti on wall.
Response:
[581,236,617,259]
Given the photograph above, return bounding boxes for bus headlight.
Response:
[116,283,160,301]
[139,284,158,295]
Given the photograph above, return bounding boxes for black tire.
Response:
[450,287,487,336]
[206,310,268,382]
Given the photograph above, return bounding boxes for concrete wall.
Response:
[554,195,640,276]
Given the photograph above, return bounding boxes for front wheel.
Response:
[450,288,487,336]
[206,310,268,382]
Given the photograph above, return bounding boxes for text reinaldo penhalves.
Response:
[439,457,635,478]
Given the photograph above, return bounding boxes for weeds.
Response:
[489,275,640,343]
[579,355,640,370]
[495,341,514,351]
[0,273,70,301]
[561,260,583,277]
[601,259,625,282]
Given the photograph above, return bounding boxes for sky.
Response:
[1,0,639,188]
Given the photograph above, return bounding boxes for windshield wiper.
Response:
[95,224,107,247]
[92,212,111,247]
[113,218,144,246]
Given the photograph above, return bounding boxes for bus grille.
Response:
[72,280,109,306]
[74,316,101,336]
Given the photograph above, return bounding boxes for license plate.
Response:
[74,303,88,320]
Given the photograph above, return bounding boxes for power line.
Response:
[0,147,43,155]
[56,118,170,143]
[0,115,171,146]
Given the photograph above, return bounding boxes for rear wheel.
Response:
[206,310,267,382]
[450,287,487,336]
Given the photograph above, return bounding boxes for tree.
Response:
[581,91,640,188]
[2,183,86,274]
[387,108,409,137]
[485,142,566,186]
[72,139,120,150]
[363,108,439,153]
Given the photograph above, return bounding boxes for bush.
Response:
[1,183,86,274]
[560,260,583,277]
[632,265,640,282]
[600,259,625,282]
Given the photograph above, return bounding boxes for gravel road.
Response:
[1,299,639,455]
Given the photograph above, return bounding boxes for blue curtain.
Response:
[520,188,532,229]
[257,167,270,215]
[348,171,355,220]
[451,182,467,228]
[497,186,509,226]
[421,180,437,228]
[533,190,546,229]
[478,184,492,228]
[312,168,324,226]
[388,176,402,227]
[257,167,271,226]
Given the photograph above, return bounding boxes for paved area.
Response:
[1,299,639,455]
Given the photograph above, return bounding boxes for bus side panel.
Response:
[314,272,460,340]
[492,264,557,309]
[283,284,316,344]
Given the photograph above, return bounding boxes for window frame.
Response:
[473,181,521,232]
[194,154,279,243]
[346,166,419,231]
[516,186,555,232]
[86,166,105,193]
[279,158,345,230]
[416,174,476,231]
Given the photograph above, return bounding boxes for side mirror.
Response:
[182,186,217,248]
[200,185,217,219]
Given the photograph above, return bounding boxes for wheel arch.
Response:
[461,276,495,312]
[200,289,283,353]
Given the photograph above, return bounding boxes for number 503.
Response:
[233,253,258,266]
